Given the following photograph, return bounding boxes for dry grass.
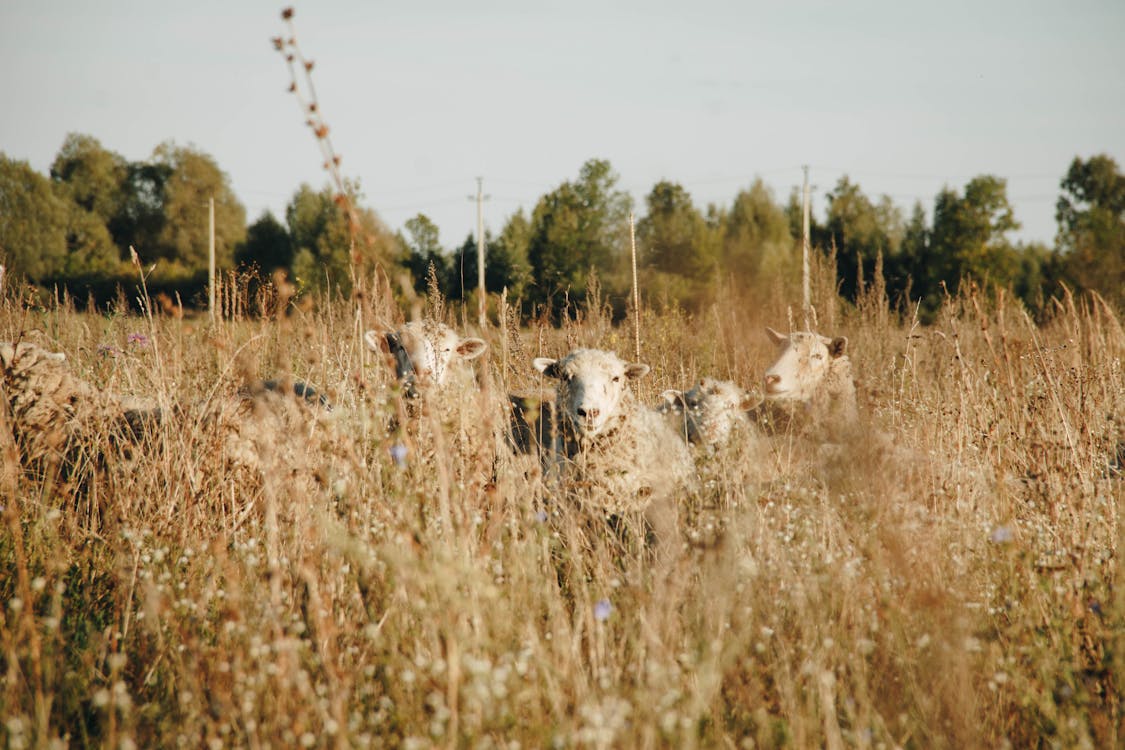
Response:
[1,273,1122,749]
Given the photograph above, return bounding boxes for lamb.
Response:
[533,348,694,514]
[364,320,487,400]
[659,377,756,449]
[752,326,858,437]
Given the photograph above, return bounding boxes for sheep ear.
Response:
[364,329,393,354]
[829,336,848,358]
[766,327,788,346]
[533,357,560,379]
[624,363,650,380]
[455,337,487,360]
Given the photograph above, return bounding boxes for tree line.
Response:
[1,133,1122,317]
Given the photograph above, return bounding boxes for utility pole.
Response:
[208,196,216,323]
[801,165,811,329]
[468,177,490,328]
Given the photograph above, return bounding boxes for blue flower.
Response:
[594,599,612,622]
[389,443,408,467]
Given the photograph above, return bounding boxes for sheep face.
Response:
[762,327,847,401]
[365,321,486,396]
[663,377,754,446]
[534,349,649,439]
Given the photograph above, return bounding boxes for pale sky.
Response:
[2,0,1123,249]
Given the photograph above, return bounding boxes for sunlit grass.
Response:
[1,273,1121,748]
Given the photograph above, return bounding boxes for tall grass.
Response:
[1,273,1121,748]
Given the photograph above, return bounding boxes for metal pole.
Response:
[476,177,485,328]
[209,196,216,323]
[801,165,811,329]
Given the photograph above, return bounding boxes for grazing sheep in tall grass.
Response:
[752,327,858,437]
[0,341,156,466]
[364,320,487,400]
[659,377,756,449]
[534,348,694,514]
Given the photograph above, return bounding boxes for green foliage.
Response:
[149,142,247,272]
[286,181,395,296]
[399,213,449,296]
[527,159,632,309]
[912,176,1024,315]
[50,133,127,224]
[820,176,904,300]
[236,211,292,272]
[60,203,118,276]
[636,181,718,309]
[721,179,795,284]
[487,209,533,301]
[1056,154,1125,309]
[0,154,70,279]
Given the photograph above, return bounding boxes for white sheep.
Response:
[753,327,858,436]
[534,348,694,514]
[364,320,487,400]
[659,377,756,449]
[1,341,156,464]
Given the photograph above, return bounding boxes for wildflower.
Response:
[594,599,612,622]
[389,443,408,467]
[989,525,1014,544]
[97,344,120,358]
[535,510,548,523]
[127,332,149,347]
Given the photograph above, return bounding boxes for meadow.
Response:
[1,266,1121,749]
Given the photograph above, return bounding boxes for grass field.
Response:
[1,271,1121,749]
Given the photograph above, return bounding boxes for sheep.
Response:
[0,341,157,466]
[364,320,487,400]
[533,348,694,515]
[659,377,756,449]
[752,326,858,437]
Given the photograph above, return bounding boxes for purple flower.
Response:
[389,443,408,467]
[989,525,1014,544]
[594,599,612,622]
[97,344,120,358]
[535,510,548,523]
[127,332,149,347]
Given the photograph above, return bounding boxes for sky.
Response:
[2,0,1123,249]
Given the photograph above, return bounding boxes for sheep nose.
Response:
[576,407,600,419]
[764,374,780,388]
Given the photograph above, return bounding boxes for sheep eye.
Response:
[612,376,621,383]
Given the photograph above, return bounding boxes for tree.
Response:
[722,179,794,283]
[50,133,127,224]
[399,213,449,295]
[288,183,351,293]
[920,176,1022,312]
[236,211,292,273]
[822,176,904,300]
[487,209,533,300]
[896,201,930,304]
[60,202,118,276]
[1056,154,1125,309]
[150,142,246,273]
[0,155,69,279]
[526,159,632,308]
[637,181,714,278]
[634,181,718,308]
